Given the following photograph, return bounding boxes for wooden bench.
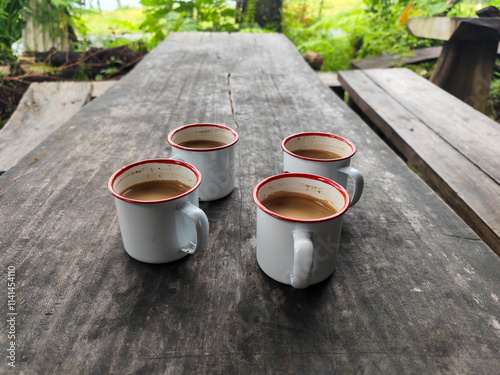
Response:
[350,46,442,70]
[0,80,115,173]
[350,44,500,70]
[317,72,344,97]
[338,67,500,255]
[407,17,500,113]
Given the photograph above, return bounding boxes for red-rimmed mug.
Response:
[253,173,350,289]
[168,123,239,201]
[108,159,209,264]
[282,132,364,206]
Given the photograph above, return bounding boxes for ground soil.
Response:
[0,45,147,129]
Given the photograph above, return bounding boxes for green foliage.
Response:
[283,0,452,71]
[32,0,88,43]
[487,66,500,118]
[77,7,146,50]
[242,0,257,27]
[338,6,438,61]
[139,0,237,49]
[282,6,353,71]
[80,7,145,36]
[0,0,28,62]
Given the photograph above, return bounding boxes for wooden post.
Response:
[430,40,498,112]
[407,17,500,113]
[22,0,72,52]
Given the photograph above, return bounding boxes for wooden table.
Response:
[1,32,499,374]
[407,17,500,112]
[338,67,500,255]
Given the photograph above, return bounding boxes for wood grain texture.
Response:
[1,33,499,374]
[338,67,500,254]
[351,47,442,70]
[317,72,340,88]
[430,40,498,112]
[0,81,92,172]
[317,72,344,97]
[0,81,116,173]
[407,17,462,41]
[406,17,500,41]
[407,18,500,112]
[351,45,500,71]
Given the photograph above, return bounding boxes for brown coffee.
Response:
[179,139,227,149]
[120,180,191,201]
[290,148,342,160]
[261,191,337,220]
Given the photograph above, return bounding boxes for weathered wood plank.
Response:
[317,71,340,87]
[351,46,442,69]
[317,71,344,97]
[407,17,500,111]
[368,68,500,183]
[407,17,500,41]
[351,44,500,70]
[430,39,498,112]
[0,33,499,374]
[407,17,462,40]
[338,67,500,254]
[0,81,92,171]
[91,80,117,98]
[0,81,116,172]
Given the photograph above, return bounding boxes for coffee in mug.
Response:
[253,173,350,289]
[120,180,191,201]
[168,123,239,201]
[282,132,364,206]
[289,149,342,160]
[108,159,209,264]
[261,191,338,220]
[178,140,227,149]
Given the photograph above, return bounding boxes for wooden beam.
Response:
[338,68,500,254]
[407,17,500,111]
[407,17,500,41]
[351,47,442,69]
[0,81,116,172]
[406,17,463,41]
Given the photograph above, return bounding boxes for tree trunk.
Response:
[22,0,73,52]
[238,0,282,32]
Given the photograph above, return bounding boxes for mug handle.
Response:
[338,166,364,206]
[291,230,314,289]
[178,202,209,254]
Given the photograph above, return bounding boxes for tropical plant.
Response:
[239,0,282,31]
[30,0,89,46]
[282,0,451,71]
[0,0,28,63]
[139,0,237,49]
[282,7,354,71]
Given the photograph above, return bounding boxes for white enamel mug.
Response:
[167,123,239,201]
[108,159,209,264]
[282,132,364,206]
[253,173,350,289]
